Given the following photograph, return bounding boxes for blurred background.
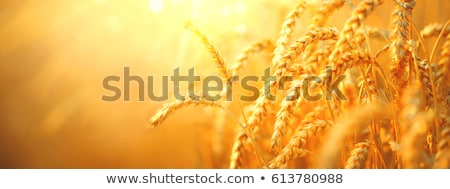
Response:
[0,0,448,168]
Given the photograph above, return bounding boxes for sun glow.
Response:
[148,0,164,13]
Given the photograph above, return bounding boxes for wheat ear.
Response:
[271,79,305,153]
[248,27,339,132]
[269,119,329,168]
[231,39,273,76]
[148,99,221,128]
[308,0,345,29]
[389,0,415,91]
[272,1,308,69]
[420,23,450,39]
[185,22,230,81]
[328,0,384,64]
[345,141,370,169]
[434,127,450,168]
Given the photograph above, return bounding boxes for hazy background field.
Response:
[0,0,448,168]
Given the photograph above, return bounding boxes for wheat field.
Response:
[0,0,448,169]
[148,0,449,169]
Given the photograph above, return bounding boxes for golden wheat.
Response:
[148,0,450,169]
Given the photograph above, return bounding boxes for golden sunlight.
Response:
[0,0,448,169]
